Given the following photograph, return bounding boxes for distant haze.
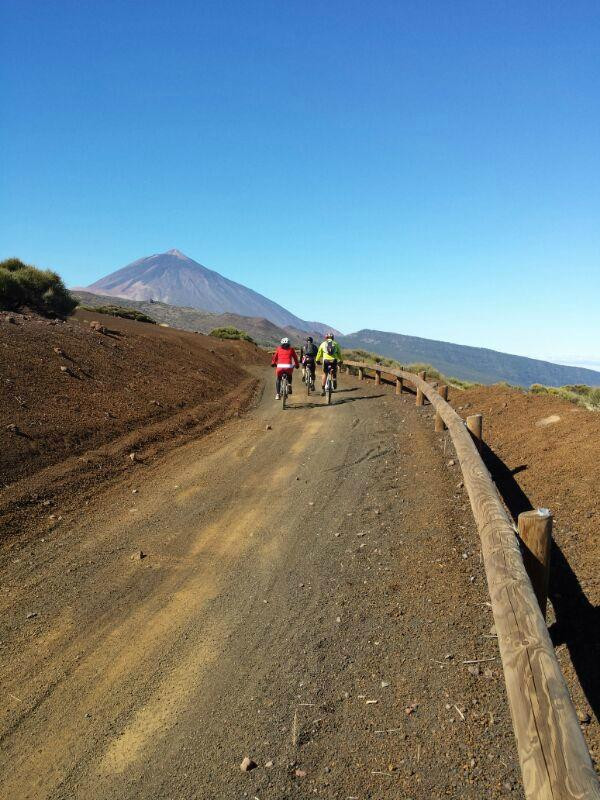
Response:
[558,360,600,372]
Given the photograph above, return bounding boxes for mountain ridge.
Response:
[339,329,600,387]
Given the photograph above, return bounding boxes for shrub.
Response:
[0,258,77,317]
[0,268,24,309]
[528,382,600,410]
[78,304,156,324]
[1,257,27,273]
[210,326,254,342]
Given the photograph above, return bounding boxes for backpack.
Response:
[326,339,335,356]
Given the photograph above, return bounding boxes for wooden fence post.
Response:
[375,368,381,385]
[435,385,448,431]
[358,367,363,381]
[518,509,553,617]
[416,371,426,406]
[395,377,402,395]
[466,413,483,452]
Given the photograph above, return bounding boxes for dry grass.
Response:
[342,349,476,390]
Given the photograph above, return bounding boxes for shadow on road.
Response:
[480,441,599,719]
[285,393,386,411]
[332,393,386,406]
[354,377,418,396]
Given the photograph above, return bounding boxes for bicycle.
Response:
[280,372,290,409]
[304,362,315,396]
[324,362,337,405]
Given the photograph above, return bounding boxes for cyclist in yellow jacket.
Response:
[315,332,343,396]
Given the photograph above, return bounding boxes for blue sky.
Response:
[1,1,599,366]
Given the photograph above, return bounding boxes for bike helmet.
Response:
[326,331,334,339]
[306,336,313,343]
[280,337,290,345]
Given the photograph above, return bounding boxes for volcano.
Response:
[87,249,337,335]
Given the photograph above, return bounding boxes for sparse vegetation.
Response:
[341,349,476,389]
[210,326,254,343]
[344,348,599,403]
[341,348,402,369]
[529,383,600,410]
[0,258,77,318]
[78,304,156,324]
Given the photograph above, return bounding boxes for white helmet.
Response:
[280,337,290,345]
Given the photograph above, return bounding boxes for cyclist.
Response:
[271,337,299,400]
[316,332,343,396]
[300,335,318,386]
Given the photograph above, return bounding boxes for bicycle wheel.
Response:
[281,376,287,409]
[326,375,332,405]
[306,372,311,396]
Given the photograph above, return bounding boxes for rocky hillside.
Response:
[73,291,326,347]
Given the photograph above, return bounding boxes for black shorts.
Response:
[323,359,337,373]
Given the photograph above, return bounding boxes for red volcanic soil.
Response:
[0,309,267,540]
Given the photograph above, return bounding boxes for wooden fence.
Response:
[344,360,600,800]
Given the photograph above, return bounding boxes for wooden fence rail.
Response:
[344,360,600,800]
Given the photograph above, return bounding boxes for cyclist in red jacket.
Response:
[271,338,299,399]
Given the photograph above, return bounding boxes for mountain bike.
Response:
[324,365,334,405]
[280,373,290,409]
[305,362,315,396]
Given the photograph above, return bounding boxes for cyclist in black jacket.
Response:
[300,336,318,385]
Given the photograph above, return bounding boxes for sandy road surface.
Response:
[0,370,524,799]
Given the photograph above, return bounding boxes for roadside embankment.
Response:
[0,309,267,542]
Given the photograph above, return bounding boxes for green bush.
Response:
[0,258,77,317]
[210,326,254,342]
[528,382,600,410]
[0,269,24,308]
[78,304,156,324]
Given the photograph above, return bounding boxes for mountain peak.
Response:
[165,248,188,259]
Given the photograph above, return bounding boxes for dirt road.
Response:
[0,369,524,799]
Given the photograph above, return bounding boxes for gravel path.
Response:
[0,369,524,799]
